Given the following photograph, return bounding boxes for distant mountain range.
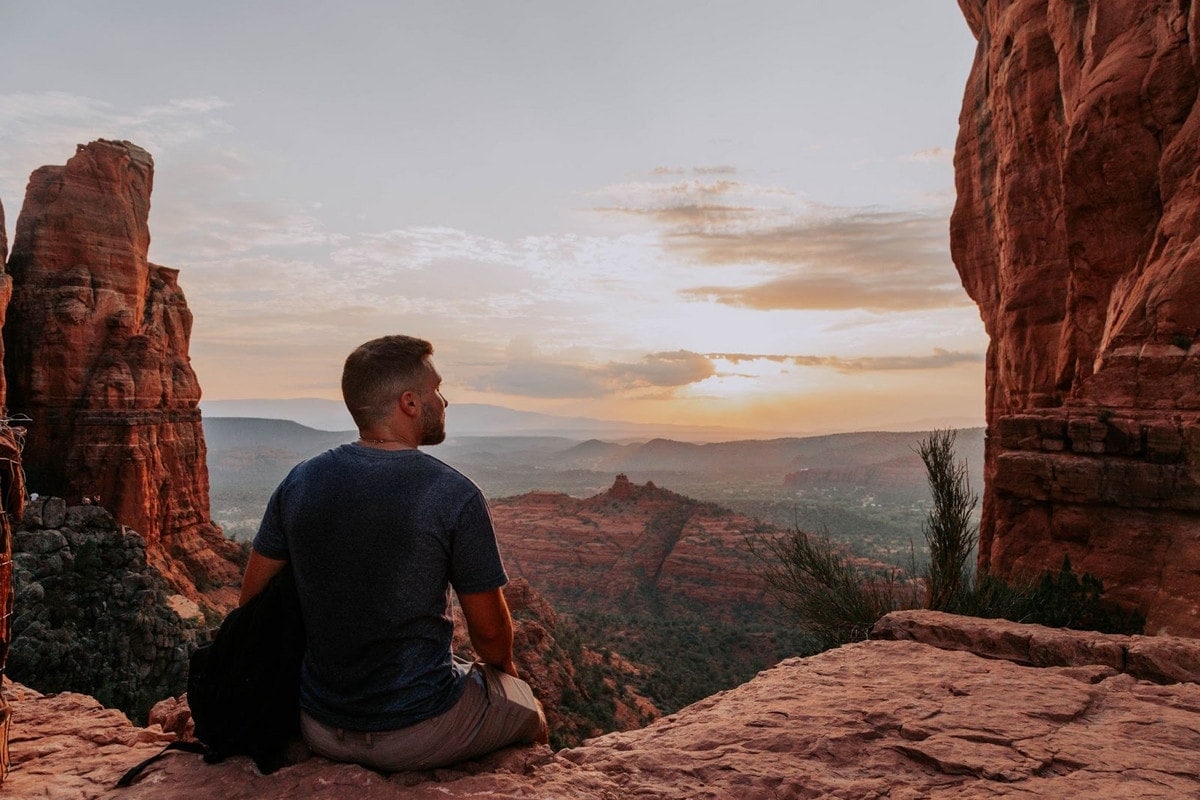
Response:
[199,397,983,441]
[199,398,746,440]
[203,416,985,559]
[202,417,984,490]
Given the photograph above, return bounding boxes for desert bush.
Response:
[750,528,918,650]
[754,429,1144,649]
[992,555,1143,634]
[917,429,977,612]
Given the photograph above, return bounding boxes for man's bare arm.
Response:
[239,550,288,606]
[458,587,518,677]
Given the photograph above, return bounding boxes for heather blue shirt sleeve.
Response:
[252,480,291,560]
[448,490,508,594]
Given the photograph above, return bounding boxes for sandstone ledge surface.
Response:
[7,611,1200,799]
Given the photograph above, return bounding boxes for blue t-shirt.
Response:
[252,443,507,731]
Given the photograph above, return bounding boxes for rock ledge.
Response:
[6,611,1199,799]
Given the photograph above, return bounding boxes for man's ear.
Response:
[399,390,421,418]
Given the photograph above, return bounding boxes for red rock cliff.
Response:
[951,1,1200,633]
[3,140,241,607]
[0,194,18,709]
[0,197,11,410]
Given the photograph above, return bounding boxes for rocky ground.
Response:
[6,610,1199,799]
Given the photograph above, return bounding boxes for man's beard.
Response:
[420,403,446,446]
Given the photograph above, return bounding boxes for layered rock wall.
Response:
[0,197,23,770]
[0,197,10,408]
[952,0,1200,633]
[3,140,242,607]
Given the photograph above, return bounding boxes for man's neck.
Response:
[355,433,417,450]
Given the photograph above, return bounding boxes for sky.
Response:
[0,1,983,436]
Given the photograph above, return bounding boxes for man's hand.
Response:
[458,588,518,677]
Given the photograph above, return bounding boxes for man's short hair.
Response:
[342,335,435,429]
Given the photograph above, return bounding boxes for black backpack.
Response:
[117,567,305,785]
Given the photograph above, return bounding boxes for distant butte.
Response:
[489,475,773,616]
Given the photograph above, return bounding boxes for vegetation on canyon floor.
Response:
[754,429,1145,650]
[569,611,816,715]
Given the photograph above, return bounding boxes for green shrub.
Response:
[992,555,1143,634]
[917,429,977,613]
[750,528,917,650]
[754,429,1145,647]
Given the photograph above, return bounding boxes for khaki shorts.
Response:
[301,663,547,772]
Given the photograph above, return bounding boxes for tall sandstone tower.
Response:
[3,140,241,607]
[0,195,26,758]
[952,1,1200,634]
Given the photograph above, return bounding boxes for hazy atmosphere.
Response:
[1,1,981,436]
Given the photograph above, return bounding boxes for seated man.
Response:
[239,334,548,771]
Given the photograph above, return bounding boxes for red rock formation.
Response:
[0,196,9,407]
[11,612,1200,798]
[951,1,1200,634]
[489,476,774,618]
[3,140,242,608]
[0,197,23,772]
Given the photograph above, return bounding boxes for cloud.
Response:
[682,271,967,312]
[0,92,230,134]
[709,348,983,372]
[0,92,233,197]
[651,165,738,177]
[620,350,716,386]
[330,226,519,271]
[469,350,717,399]
[466,346,978,400]
[594,175,966,312]
[673,208,965,311]
[906,147,953,164]
[156,204,343,260]
[468,360,608,398]
[596,177,793,219]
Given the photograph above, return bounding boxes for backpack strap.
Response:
[115,740,210,787]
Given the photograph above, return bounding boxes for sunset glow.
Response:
[1,1,982,436]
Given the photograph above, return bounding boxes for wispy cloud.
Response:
[906,147,952,164]
[0,103,345,273]
[0,92,233,199]
[651,165,739,176]
[469,350,717,399]
[465,346,981,400]
[330,227,520,271]
[710,348,983,372]
[593,174,965,312]
[157,205,343,260]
